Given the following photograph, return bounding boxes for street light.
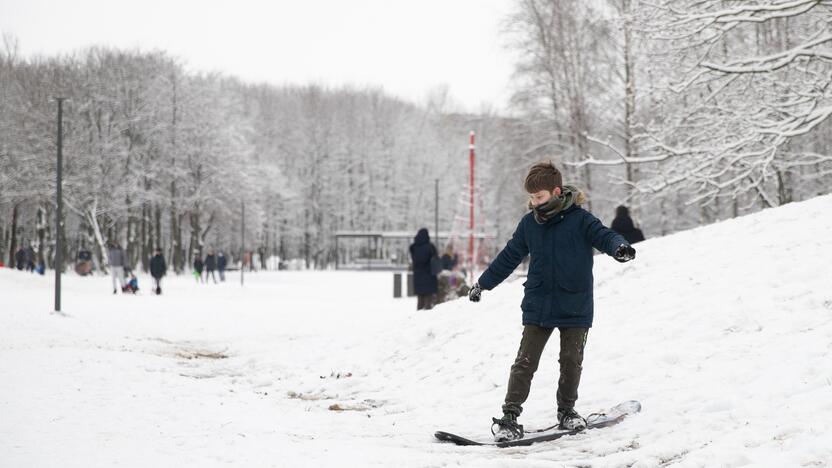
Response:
[52,97,69,313]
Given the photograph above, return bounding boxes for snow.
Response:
[3,195,832,467]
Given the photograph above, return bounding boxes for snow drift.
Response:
[2,195,832,467]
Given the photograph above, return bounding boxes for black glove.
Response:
[468,282,482,302]
[614,244,636,263]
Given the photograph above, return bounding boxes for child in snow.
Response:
[468,161,636,442]
[122,273,139,294]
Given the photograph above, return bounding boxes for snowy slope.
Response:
[2,195,832,467]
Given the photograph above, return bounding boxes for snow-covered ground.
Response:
[3,195,832,467]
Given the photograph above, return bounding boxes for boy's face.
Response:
[528,187,561,207]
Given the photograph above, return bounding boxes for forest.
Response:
[2,0,830,272]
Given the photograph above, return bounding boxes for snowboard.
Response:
[434,400,641,448]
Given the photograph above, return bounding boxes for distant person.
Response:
[149,248,167,295]
[441,245,458,271]
[409,228,439,310]
[24,244,35,272]
[217,251,227,282]
[611,206,645,244]
[75,249,93,276]
[193,255,204,283]
[122,272,139,294]
[204,249,217,283]
[35,261,45,275]
[108,241,127,294]
[258,246,267,270]
[244,251,256,272]
[14,247,26,270]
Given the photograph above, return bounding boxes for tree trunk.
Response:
[279,218,287,261]
[126,195,138,270]
[88,199,110,274]
[2,225,8,265]
[189,206,202,263]
[154,204,162,251]
[36,206,46,266]
[303,207,311,269]
[140,201,149,272]
[170,187,183,273]
[622,0,637,203]
[776,170,792,205]
[8,203,18,266]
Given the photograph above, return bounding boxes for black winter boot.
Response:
[491,413,524,442]
[557,407,587,430]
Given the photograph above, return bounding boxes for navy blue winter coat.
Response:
[409,228,438,295]
[150,254,167,279]
[477,205,627,328]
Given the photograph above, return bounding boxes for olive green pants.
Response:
[502,325,588,417]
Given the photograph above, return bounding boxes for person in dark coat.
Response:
[204,249,217,284]
[193,255,204,283]
[149,248,167,295]
[611,206,645,244]
[24,244,35,272]
[217,251,227,282]
[258,246,267,270]
[409,228,439,310]
[467,161,636,442]
[14,247,26,270]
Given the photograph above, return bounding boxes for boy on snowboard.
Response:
[468,161,636,442]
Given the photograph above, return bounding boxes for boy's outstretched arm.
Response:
[582,212,636,262]
[469,220,529,302]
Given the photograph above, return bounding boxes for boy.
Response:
[468,161,636,442]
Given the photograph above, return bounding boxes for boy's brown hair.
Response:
[524,161,562,193]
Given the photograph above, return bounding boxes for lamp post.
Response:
[53,97,68,313]
[468,131,475,283]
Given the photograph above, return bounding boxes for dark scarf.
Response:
[528,185,582,224]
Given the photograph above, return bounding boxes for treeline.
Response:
[4,0,832,274]
[0,44,530,273]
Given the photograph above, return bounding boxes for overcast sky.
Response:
[0,0,517,112]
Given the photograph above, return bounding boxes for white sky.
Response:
[0,0,518,112]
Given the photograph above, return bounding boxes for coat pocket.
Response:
[555,279,591,316]
[521,278,545,315]
[522,278,544,291]
[521,292,540,314]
